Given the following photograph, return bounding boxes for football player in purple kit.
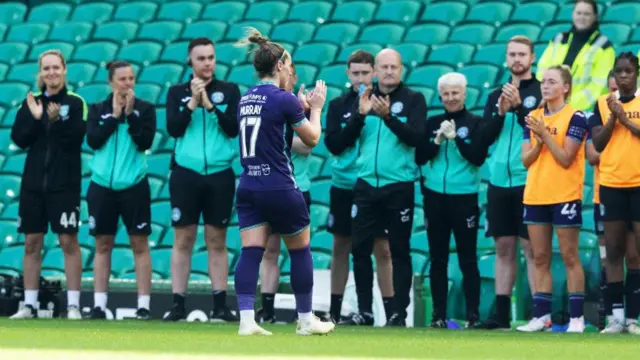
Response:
[232,28,335,336]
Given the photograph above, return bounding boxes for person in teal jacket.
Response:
[255,62,314,323]
[86,60,156,320]
[351,49,427,326]
[164,37,241,322]
[416,72,490,329]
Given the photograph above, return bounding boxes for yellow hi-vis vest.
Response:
[536,31,615,112]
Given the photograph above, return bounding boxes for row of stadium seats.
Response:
[3,1,640,29]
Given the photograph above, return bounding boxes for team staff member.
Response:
[589,53,640,335]
[10,50,86,320]
[351,49,426,326]
[517,65,588,333]
[325,50,394,326]
[536,0,615,111]
[164,38,241,322]
[477,36,539,330]
[256,62,314,323]
[85,61,156,320]
[417,72,490,329]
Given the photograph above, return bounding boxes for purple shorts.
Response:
[523,200,582,227]
[236,187,310,236]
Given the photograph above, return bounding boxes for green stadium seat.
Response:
[66,63,97,87]
[404,23,451,45]
[510,2,558,25]
[310,204,329,232]
[603,3,640,26]
[392,43,428,68]
[138,64,184,87]
[214,42,248,66]
[201,1,247,23]
[0,43,29,65]
[331,1,377,24]
[135,83,162,104]
[47,21,93,43]
[473,43,507,66]
[117,42,163,65]
[313,23,360,46]
[27,3,72,24]
[539,22,571,42]
[599,24,631,45]
[374,0,422,24]
[72,42,120,65]
[310,180,332,206]
[76,84,111,105]
[111,247,135,277]
[157,1,203,22]
[7,63,38,84]
[317,64,349,88]
[138,21,184,44]
[181,21,226,43]
[28,42,74,62]
[295,64,318,86]
[460,64,500,89]
[0,245,24,271]
[160,42,188,63]
[465,2,513,25]
[0,3,27,26]
[225,21,272,42]
[428,43,475,67]
[495,23,541,43]
[407,65,455,88]
[93,21,139,44]
[358,24,405,45]
[294,43,338,67]
[244,1,291,24]
[448,23,496,45]
[113,1,158,23]
[420,1,468,25]
[6,23,50,44]
[0,83,30,107]
[287,1,333,23]
[227,64,258,87]
[70,2,115,24]
[271,22,316,45]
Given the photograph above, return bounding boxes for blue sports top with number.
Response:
[237,82,307,191]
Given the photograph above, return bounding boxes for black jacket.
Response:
[10,86,87,193]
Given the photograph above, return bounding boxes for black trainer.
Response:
[136,308,151,320]
[338,312,374,326]
[385,313,406,327]
[163,304,186,322]
[88,307,106,320]
[210,307,239,322]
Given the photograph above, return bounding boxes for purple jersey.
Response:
[237,82,307,191]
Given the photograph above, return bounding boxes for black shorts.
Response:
[302,190,311,213]
[87,178,152,236]
[18,189,80,235]
[169,165,235,228]
[600,185,640,223]
[327,186,354,236]
[486,184,529,239]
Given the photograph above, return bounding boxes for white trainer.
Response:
[566,316,585,333]
[238,321,273,336]
[296,315,336,336]
[626,322,640,335]
[67,306,82,320]
[516,315,551,332]
[10,306,36,319]
[600,318,625,334]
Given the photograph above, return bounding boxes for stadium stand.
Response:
[0,0,638,321]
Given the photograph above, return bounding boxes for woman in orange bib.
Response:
[517,65,588,333]
[589,52,640,334]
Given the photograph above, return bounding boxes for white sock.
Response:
[613,308,625,323]
[94,292,107,310]
[240,310,255,323]
[24,290,38,307]
[137,295,150,310]
[67,290,80,308]
[298,312,313,321]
